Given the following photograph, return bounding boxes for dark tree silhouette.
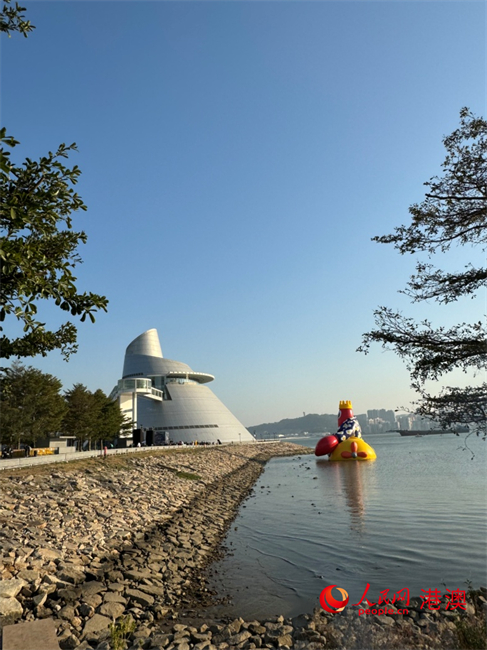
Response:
[359,109,487,439]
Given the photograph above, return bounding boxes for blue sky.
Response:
[2,1,485,426]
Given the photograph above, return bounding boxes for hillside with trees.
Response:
[248,412,368,438]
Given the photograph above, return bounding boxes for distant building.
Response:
[397,414,413,431]
[110,329,255,445]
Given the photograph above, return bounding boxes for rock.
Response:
[37,548,62,561]
[0,579,27,598]
[103,592,126,604]
[228,630,252,645]
[124,569,153,581]
[35,605,53,619]
[227,618,244,635]
[16,569,41,584]
[59,633,80,649]
[373,615,395,626]
[57,587,81,602]
[138,584,165,597]
[79,581,105,598]
[0,597,23,620]
[81,613,111,638]
[59,605,76,620]
[99,601,125,619]
[1,617,61,650]
[150,633,173,647]
[106,570,124,582]
[79,603,95,618]
[82,593,103,609]
[276,634,293,647]
[172,642,190,650]
[32,592,48,608]
[126,589,155,608]
[57,568,85,585]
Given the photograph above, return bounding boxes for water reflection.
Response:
[316,460,376,535]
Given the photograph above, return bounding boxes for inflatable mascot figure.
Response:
[315,400,377,461]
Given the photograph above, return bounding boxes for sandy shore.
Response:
[0,443,484,650]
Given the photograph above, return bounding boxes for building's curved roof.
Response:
[122,329,214,383]
[125,328,163,358]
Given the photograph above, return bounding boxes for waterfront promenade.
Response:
[0,440,277,472]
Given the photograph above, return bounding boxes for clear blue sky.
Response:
[2,1,485,426]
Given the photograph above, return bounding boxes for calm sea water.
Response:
[206,433,487,619]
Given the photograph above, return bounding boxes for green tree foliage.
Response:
[93,388,132,444]
[62,384,97,449]
[63,385,129,449]
[0,361,66,446]
[0,0,34,37]
[359,109,487,438]
[0,1,108,362]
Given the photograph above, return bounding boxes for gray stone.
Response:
[138,584,165,597]
[57,567,85,585]
[2,618,61,650]
[373,615,395,626]
[276,634,293,647]
[57,587,81,602]
[227,618,244,635]
[126,588,155,607]
[36,604,54,619]
[37,548,62,561]
[172,642,190,650]
[0,597,23,620]
[16,569,41,584]
[79,603,95,618]
[0,579,27,598]
[81,613,111,638]
[79,581,106,597]
[99,601,125,619]
[228,630,252,645]
[124,569,153,581]
[59,605,76,620]
[106,570,124,582]
[103,591,127,604]
[149,633,173,647]
[59,633,79,650]
[32,592,48,607]
[83,593,103,609]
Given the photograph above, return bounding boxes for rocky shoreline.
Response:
[0,443,485,650]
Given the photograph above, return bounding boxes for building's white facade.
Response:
[111,329,255,444]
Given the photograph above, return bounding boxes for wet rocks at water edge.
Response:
[0,442,485,649]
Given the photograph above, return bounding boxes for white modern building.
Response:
[110,329,255,444]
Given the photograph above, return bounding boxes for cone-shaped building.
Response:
[111,329,254,444]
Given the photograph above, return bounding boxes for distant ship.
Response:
[397,429,456,436]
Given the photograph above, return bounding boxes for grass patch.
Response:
[160,465,201,480]
[455,616,487,649]
[109,615,136,650]
[175,470,201,480]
